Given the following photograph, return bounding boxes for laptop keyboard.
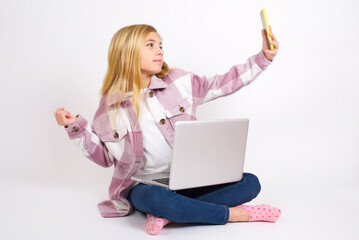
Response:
[152,178,169,185]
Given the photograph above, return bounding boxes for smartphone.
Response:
[260,9,274,50]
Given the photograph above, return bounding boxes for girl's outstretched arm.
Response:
[189,28,279,106]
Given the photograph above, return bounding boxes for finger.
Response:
[55,107,65,112]
[264,49,276,57]
[264,49,272,54]
[270,31,277,42]
[55,110,67,117]
[64,111,72,118]
[54,108,64,116]
[261,29,266,37]
[56,111,69,122]
[270,40,279,49]
[63,115,77,126]
[54,110,63,119]
[261,29,269,48]
[262,31,267,41]
[54,114,65,126]
[266,49,278,58]
[269,46,277,53]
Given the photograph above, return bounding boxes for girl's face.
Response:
[140,32,164,77]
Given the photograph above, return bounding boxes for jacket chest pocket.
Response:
[99,127,128,163]
[99,127,128,142]
[164,98,192,128]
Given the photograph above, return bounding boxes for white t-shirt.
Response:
[127,89,172,174]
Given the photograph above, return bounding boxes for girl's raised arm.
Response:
[54,108,116,168]
[190,28,279,106]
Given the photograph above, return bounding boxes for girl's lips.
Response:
[153,60,163,63]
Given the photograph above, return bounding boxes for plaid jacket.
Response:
[65,51,271,217]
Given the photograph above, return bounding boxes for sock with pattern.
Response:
[237,204,281,222]
[144,214,170,235]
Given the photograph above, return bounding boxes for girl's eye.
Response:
[147,43,153,47]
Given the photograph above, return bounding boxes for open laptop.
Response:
[131,118,249,190]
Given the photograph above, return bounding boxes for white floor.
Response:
[1,179,358,240]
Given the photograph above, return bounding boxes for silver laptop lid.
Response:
[169,119,249,190]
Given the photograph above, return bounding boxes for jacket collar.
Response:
[148,74,168,90]
[106,75,168,106]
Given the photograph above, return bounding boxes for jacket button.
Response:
[113,132,119,139]
[72,126,79,132]
[179,106,185,113]
[160,119,166,125]
[149,91,154,98]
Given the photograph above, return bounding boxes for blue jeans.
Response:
[127,173,261,225]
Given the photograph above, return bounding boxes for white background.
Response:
[1,0,359,239]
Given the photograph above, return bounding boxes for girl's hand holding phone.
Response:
[261,26,279,62]
[54,107,77,126]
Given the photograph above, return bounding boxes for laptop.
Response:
[131,118,249,190]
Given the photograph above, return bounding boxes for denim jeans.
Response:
[127,173,261,225]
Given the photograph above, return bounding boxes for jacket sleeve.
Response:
[191,50,271,106]
[64,115,116,168]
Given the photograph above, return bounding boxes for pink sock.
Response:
[237,204,281,222]
[144,214,170,235]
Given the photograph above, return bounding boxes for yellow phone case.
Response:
[260,9,274,50]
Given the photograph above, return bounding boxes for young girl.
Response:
[54,24,280,235]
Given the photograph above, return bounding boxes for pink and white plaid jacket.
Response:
[65,51,271,217]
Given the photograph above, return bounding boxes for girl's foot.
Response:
[228,207,250,222]
[236,204,281,222]
[144,214,170,235]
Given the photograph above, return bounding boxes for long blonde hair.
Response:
[101,24,169,123]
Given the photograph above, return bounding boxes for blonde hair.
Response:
[101,24,169,124]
